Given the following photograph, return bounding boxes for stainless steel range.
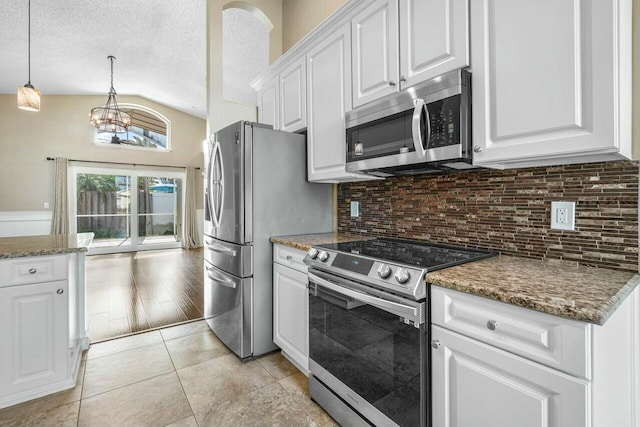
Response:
[303,238,494,427]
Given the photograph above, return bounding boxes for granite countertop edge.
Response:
[0,246,88,259]
[429,273,640,325]
[0,233,93,259]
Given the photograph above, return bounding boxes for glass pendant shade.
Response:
[17,84,41,112]
[91,56,131,133]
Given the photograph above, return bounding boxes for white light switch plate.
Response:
[350,201,359,218]
[550,201,575,231]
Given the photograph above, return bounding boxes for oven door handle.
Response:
[308,272,424,324]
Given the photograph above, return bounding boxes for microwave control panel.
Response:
[426,94,461,148]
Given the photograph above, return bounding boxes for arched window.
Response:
[222,5,271,105]
[93,104,171,152]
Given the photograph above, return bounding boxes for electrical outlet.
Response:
[550,201,575,231]
[350,201,359,218]
[44,202,50,209]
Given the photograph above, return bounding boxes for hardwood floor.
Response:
[86,248,204,342]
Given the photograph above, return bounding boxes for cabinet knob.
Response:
[400,76,406,82]
[389,81,396,86]
[28,268,37,274]
[487,320,498,331]
[473,145,483,153]
[286,255,292,261]
[431,340,441,349]
[56,289,64,295]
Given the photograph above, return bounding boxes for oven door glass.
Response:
[309,280,426,427]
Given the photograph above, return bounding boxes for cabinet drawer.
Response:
[431,286,591,379]
[0,255,68,287]
[273,244,308,273]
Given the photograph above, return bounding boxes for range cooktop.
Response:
[304,238,495,300]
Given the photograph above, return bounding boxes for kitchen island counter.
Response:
[0,233,93,259]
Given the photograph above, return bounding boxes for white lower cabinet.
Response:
[0,254,88,409]
[273,244,309,372]
[431,285,640,427]
[431,325,587,427]
[0,280,70,396]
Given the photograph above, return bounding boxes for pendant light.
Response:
[90,56,131,133]
[17,0,40,112]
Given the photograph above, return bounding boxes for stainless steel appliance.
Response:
[345,69,473,177]
[203,121,333,359]
[304,238,495,426]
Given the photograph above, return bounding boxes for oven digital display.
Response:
[332,253,374,275]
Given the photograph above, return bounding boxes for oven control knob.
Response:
[394,268,411,284]
[308,248,319,259]
[377,264,392,279]
[318,251,330,262]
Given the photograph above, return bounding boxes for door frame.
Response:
[69,165,186,255]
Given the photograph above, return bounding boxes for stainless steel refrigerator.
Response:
[203,121,333,359]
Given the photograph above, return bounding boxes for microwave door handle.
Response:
[308,272,423,324]
[412,98,429,160]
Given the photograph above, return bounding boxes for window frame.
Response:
[92,103,172,153]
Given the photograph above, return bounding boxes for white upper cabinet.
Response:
[351,0,399,108]
[257,77,279,130]
[471,0,632,167]
[279,57,307,133]
[307,23,369,182]
[351,0,469,108]
[399,0,469,89]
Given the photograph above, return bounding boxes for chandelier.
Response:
[17,0,40,112]
[90,56,131,132]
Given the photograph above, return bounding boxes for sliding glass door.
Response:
[71,166,184,254]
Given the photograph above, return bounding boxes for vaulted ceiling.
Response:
[0,0,207,118]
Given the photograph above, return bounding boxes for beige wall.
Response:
[282,0,347,52]
[0,94,206,212]
[207,0,283,133]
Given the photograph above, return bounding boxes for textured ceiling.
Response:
[0,0,207,118]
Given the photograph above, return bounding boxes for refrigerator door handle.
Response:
[205,240,237,256]
[205,265,237,288]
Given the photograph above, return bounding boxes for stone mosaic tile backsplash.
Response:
[337,161,639,272]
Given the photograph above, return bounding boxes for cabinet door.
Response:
[398,0,469,90]
[0,281,69,396]
[431,326,588,427]
[273,263,308,371]
[307,24,364,182]
[351,0,399,108]
[257,77,279,130]
[471,0,631,167]
[279,57,307,133]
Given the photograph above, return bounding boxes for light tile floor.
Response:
[0,321,336,427]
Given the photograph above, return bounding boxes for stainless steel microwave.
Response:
[345,69,474,177]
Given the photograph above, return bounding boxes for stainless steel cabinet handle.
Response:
[28,268,37,274]
[56,289,64,295]
[473,145,483,153]
[431,340,441,349]
[389,81,396,86]
[487,320,498,331]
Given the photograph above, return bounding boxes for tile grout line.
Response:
[160,329,199,425]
